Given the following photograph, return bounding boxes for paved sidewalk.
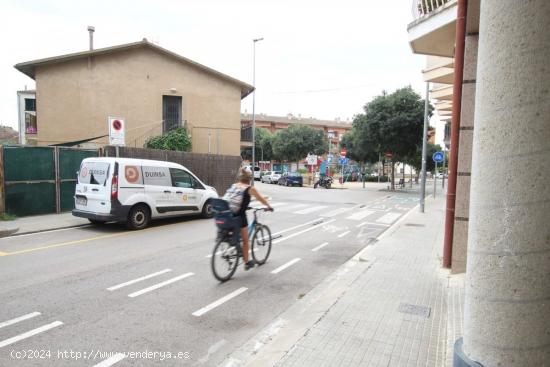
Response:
[221,195,464,367]
[0,212,88,236]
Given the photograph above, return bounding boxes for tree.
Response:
[353,86,432,190]
[340,128,378,164]
[144,127,192,151]
[405,142,443,180]
[272,124,326,162]
[255,127,274,161]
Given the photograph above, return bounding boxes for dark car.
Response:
[278,172,303,187]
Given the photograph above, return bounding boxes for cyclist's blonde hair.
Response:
[237,168,252,183]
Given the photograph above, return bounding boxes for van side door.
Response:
[142,166,173,216]
[169,168,201,213]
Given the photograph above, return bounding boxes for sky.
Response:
[0,0,444,145]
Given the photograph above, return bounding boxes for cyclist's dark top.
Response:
[236,186,251,228]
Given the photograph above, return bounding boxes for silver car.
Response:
[261,171,282,184]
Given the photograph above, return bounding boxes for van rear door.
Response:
[75,160,112,214]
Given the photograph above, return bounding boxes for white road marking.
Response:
[356,221,391,228]
[322,207,351,217]
[338,231,351,238]
[376,212,402,224]
[128,273,194,298]
[271,218,325,237]
[273,219,335,244]
[92,353,126,367]
[107,269,172,291]
[0,321,63,348]
[346,210,375,221]
[192,287,248,317]
[277,203,308,212]
[0,312,41,330]
[271,258,301,274]
[270,202,287,207]
[294,205,328,215]
[311,242,329,252]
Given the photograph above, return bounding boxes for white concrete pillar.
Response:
[461,0,550,366]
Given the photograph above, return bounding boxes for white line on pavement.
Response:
[322,207,351,217]
[356,221,391,228]
[107,269,172,291]
[192,287,248,317]
[92,353,126,367]
[276,203,308,212]
[271,218,325,237]
[346,210,375,221]
[273,219,335,244]
[311,242,329,252]
[294,205,328,215]
[128,273,194,298]
[338,231,351,238]
[0,312,41,330]
[271,258,301,274]
[0,321,63,348]
[376,212,401,224]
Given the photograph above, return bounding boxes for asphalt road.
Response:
[0,183,421,367]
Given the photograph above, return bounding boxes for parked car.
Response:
[72,157,218,230]
[261,171,282,184]
[243,165,262,180]
[278,172,303,187]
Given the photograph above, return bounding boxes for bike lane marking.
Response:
[337,231,351,238]
[272,219,335,245]
[0,321,63,348]
[107,269,172,291]
[0,312,41,330]
[311,242,329,252]
[192,287,248,317]
[128,273,194,298]
[271,258,301,274]
[92,353,126,367]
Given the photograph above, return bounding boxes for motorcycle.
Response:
[314,176,333,189]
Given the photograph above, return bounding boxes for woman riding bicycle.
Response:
[223,167,273,270]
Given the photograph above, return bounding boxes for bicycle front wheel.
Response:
[211,238,239,282]
[251,224,272,265]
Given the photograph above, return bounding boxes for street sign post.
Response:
[432,151,444,198]
[108,116,125,146]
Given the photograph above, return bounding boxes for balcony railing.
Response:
[412,0,454,19]
[241,126,252,142]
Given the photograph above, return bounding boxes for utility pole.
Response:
[251,37,264,186]
[420,82,429,213]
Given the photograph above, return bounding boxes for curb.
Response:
[0,227,19,238]
[8,224,90,237]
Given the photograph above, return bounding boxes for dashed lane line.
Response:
[271,258,301,274]
[107,269,172,291]
[0,312,41,330]
[92,353,126,367]
[272,219,335,244]
[0,321,63,348]
[311,242,329,252]
[128,273,194,298]
[192,287,248,317]
[376,212,402,224]
[337,231,351,238]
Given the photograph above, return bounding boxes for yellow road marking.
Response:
[0,251,8,256]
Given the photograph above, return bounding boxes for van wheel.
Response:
[202,199,214,219]
[126,204,151,230]
[88,219,106,225]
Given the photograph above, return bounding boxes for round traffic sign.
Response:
[432,151,444,163]
[340,148,347,156]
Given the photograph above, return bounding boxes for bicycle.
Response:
[210,200,272,282]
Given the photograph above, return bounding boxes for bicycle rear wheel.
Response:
[211,238,239,282]
[251,224,272,265]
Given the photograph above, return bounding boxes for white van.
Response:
[72,157,218,229]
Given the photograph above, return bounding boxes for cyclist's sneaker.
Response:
[244,260,256,270]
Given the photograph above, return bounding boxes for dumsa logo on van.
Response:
[144,171,166,178]
[125,166,141,183]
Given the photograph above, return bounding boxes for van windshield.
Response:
[79,162,110,185]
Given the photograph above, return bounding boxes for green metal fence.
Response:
[1,146,98,216]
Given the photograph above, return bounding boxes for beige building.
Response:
[15,39,253,156]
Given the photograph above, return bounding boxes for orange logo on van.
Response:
[125,166,140,183]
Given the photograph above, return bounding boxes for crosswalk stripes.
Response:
[275,203,308,212]
[376,212,401,224]
[321,207,352,217]
[294,205,328,215]
[0,313,63,348]
[346,210,375,221]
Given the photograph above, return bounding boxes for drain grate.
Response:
[398,303,431,318]
[405,223,425,227]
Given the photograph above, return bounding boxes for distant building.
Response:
[14,39,253,155]
[240,113,352,155]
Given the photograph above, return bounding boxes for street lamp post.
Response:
[251,37,264,186]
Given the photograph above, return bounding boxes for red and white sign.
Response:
[108,116,125,146]
[340,148,347,157]
[384,152,393,159]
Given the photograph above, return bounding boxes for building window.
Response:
[25,113,37,134]
[25,98,36,112]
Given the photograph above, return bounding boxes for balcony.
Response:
[408,0,457,57]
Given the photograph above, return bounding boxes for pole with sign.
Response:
[108,117,125,146]
[432,151,444,198]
